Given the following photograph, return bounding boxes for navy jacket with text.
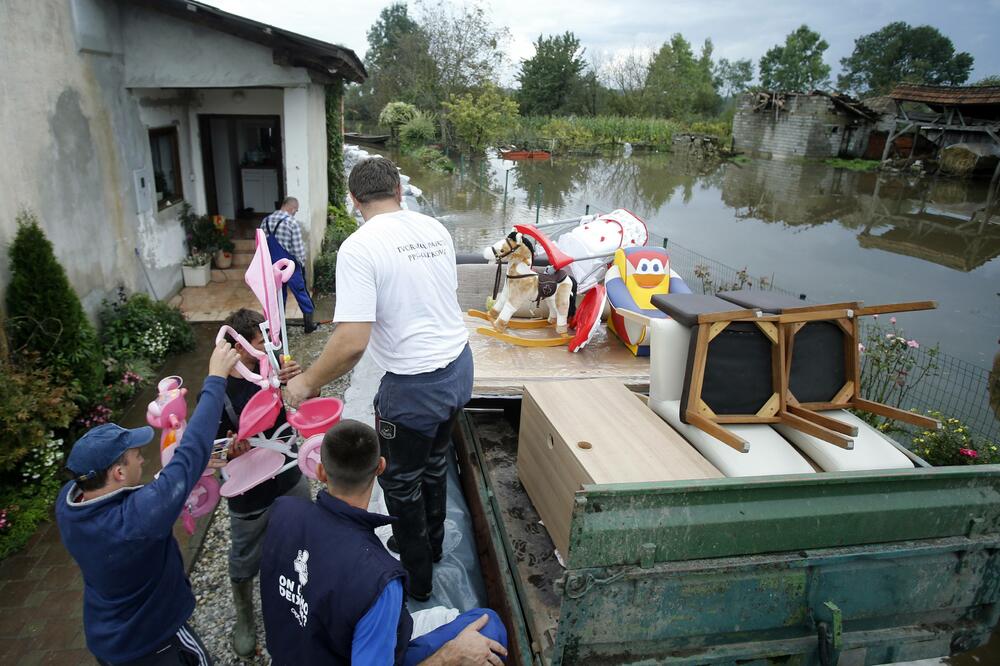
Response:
[260,491,413,665]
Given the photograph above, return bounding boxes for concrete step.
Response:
[211,268,246,282]
[231,252,254,267]
[233,238,255,252]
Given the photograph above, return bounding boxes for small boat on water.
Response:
[344,131,390,145]
[499,148,551,160]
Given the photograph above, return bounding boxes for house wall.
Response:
[733,94,873,160]
[0,0,333,316]
[0,0,145,314]
[282,85,329,272]
[119,4,312,88]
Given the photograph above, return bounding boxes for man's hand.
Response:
[422,614,507,665]
[278,357,302,384]
[227,433,251,460]
[209,341,240,379]
[284,373,317,409]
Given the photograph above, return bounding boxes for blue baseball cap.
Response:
[66,423,154,481]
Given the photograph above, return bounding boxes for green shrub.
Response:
[909,412,998,466]
[5,211,103,401]
[179,203,231,255]
[314,205,359,294]
[379,102,419,142]
[0,473,63,560]
[99,290,195,366]
[0,361,78,474]
[408,146,454,173]
[400,112,438,149]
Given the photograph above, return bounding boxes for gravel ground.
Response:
[188,317,355,664]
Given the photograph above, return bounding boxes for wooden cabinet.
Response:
[517,378,722,556]
[241,168,279,214]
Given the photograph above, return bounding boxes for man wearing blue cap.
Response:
[57,341,239,665]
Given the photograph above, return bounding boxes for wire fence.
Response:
[661,233,998,444]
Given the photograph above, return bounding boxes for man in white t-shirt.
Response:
[286,157,472,600]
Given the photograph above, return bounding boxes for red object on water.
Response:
[287,397,344,438]
[500,149,551,160]
[237,388,282,440]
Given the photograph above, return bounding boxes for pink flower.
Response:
[959,448,978,458]
[858,343,865,353]
[873,314,878,319]
[907,340,919,349]
[886,333,893,339]
[890,317,897,324]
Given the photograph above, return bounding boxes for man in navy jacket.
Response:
[57,341,239,665]
[260,419,507,665]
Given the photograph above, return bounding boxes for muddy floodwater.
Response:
[395,150,999,372]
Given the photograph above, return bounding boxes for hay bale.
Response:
[940,142,1000,177]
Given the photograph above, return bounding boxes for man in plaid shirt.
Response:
[262,197,317,333]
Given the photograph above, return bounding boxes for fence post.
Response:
[535,183,542,225]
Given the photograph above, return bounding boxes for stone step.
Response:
[231,252,254,267]
[211,268,247,282]
[233,238,255,251]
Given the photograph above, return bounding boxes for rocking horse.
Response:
[469,225,606,351]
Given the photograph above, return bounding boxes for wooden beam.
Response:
[786,404,859,436]
[777,308,853,324]
[854,301,936,316]
[852,398,941,430]
[686,411,749,453]
[779,411,855,449]
[695,308,761,324]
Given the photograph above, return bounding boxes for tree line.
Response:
[346,2,995,149]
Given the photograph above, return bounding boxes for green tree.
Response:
[358,3,438,116]
[976,75,1000,87]
[443,84,519,153]
[838,22,974,96]
[759,25,831,91]
[378,101,419,143]
[5,211,103,400]
[715,58,755,97]
[417,0,510,107]
[517,32,587,116]
[644,35,719,118]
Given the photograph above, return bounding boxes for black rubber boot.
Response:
[302,311,317,334]
[377,415,436,601]
[387,535,442,563]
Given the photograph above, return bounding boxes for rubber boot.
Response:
[303,311,317,334]
[377,416,436,601]
[231,578,257,657]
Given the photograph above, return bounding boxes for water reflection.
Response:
[855,177,1000,272]
[390,148,999,367]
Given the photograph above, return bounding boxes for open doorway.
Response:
[199,114,283,236]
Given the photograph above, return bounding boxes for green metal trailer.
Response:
[454,399,1000,666]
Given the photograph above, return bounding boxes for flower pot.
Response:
[214,250,233,269]
[182,263,211,287]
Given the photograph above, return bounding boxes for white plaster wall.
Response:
[281,85,329,274]
[0,0,144,314]
[120,4,311,88]
[131,88,194,281]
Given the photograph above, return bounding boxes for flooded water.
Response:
[395,150,1000,371]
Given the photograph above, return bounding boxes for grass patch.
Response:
[728,155,751,165]
[823,158,880,172]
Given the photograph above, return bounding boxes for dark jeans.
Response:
[375,344,473,598]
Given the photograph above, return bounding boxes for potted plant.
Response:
[214,227,235,269]
[181,253,211,287]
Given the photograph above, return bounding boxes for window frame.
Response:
[148,126,184,211]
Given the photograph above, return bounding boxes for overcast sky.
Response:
[207,0,999,85]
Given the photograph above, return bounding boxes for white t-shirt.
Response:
[333,209,468,375]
